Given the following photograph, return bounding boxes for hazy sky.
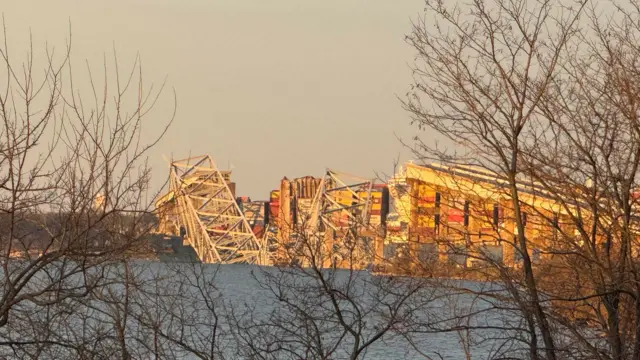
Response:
[4,0,425,199]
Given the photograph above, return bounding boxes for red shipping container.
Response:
[269,204,280,217]
[448,208,464,224]
[417,196,435,206]
[252,225,265,238]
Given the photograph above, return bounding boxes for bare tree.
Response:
[129,261,231,360]
[404,0,640,359]
[224,214,446,360]
[404,0,583,358]
[0,21,173,358]
[517,1,640,358]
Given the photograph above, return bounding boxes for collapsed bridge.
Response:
[154,154,385,266]
[155,155,269,265]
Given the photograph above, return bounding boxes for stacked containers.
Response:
[334,189,355,206]
[269,190,280,226]
[415,183,438,238]
[368,185,390,227]
[477,202,503,239]
[333,189,355,227]
[445,195,466,239]
[369,191,382,226]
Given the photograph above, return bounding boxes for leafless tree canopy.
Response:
[0,21,174,358]
[405,0,640,359]
[11,1,640,359]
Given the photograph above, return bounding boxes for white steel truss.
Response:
[307,169,374,233]
[157,155,269,265]
[290,169,376,267]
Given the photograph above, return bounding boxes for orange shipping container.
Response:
[417,185,437,207]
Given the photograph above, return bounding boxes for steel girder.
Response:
[159,155,269,265]
[307,169,374,233]
[289,170,375,267]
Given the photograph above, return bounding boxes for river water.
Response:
[145,262,512,360]
[0,259,523,359]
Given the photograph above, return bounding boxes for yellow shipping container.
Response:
[333,190,355,206]
[416,184,437,208]
[417,184,434,196]
[417,214,435,228]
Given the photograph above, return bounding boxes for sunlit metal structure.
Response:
[290,169,378,268]
[155,155,269,265]
[307,170,374,233]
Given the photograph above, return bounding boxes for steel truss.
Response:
[307,169,374,232]
[296,170,375,267]
[157,155,268,265]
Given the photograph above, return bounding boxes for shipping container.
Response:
[373,183,387,190]
[417,214,436,228]
[251,224,265,238]
[369,215,382,226]
[447,207,465,224]
[369,191,383,212]
[333,189,356,207]
[417,184,436,205]
[269,204,280,225]
[356,191,366,207]
[386,222,402,232]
